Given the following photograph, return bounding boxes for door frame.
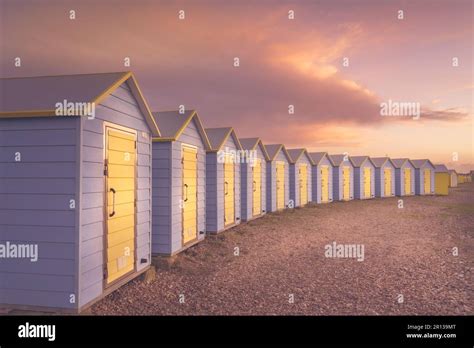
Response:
[363,167,371,198]
[384,167,392,196]
[342,166,351,201]
[102,122,138,289]
[299,163,308,205]
[276,161,285,210]
[252,158,262,217]
[223,152,236,227]
[181,143,199,246]
[404,167,411,195]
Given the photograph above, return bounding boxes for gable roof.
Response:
[411,159,435,169]
[239,137,270,160]
[0,71,160,136]
[448,169,457,174]
[328,154,352,167]
[286,148,314,165]
[370,157,395,168]
[349,156,373,168]
[205,127,242,152]
[151,110,211,150]
[308,152,329,166]
[264,144,292,162]
[434,164,449,173]
[391,158,411,168]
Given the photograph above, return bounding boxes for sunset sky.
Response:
[1,0,472,171]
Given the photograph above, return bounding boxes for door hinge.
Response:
[135,141,137,149]
[103,269,107,280]
[134,198,137,208]
[104,159,109,176]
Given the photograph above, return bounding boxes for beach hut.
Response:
[370,157,396,198]
[350,156,376,200]
[0,72,159,312]
[392,158,416,196]
[457,173,465,184]
[328,154,354,201]
[434,164,450,195]
[205,127,242,233]
[264,144,291,211]
[151,110,211,255]
[287,148,313,207]
[448,169,458,187]
[411,159,435,195]
[308,152,334,203]
[239,138,270,221]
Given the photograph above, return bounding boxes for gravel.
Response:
[90,183,474,315]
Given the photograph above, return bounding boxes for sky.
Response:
[1,0,473,171]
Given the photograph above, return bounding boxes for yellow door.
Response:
[276,162,285,210]
[363,167,371,198]
[404,168,411,195]
[299,164,308,205]
[182,145,197,245]
[342,166,350,200]
[435,173,449,195]
[224,154,235,226]
[384,168,392,196]
[105,127,136,285]
[321,166,329,202]
[424,168,431,194]
[252,159,262,216]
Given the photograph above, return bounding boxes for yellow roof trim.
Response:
[1,72,161,137]
[269,144,283,161]
[0,110,56,118]
[91,72,131,105]
[248,138,271,161]
[151,110,212,150]
[128,73,161,137]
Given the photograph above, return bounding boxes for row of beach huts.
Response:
[0,72,472,313]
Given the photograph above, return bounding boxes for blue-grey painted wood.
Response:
[78,82,153,308]
[240,145,267,221]
[0,289,75,309]
[311,156,334,204]
[414,164,435,195]
[395,161,415,196]
[266,149,290,212]
[0,117,78,310]
[206,135,241,233]
[0,146,76,162]
[152,118,207,254]
[289,154,313,207]
[0,225,75,243]
[332,162,354,201]
[374,162,396,198]
[0,81,154,312]
[353,161,376,200]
